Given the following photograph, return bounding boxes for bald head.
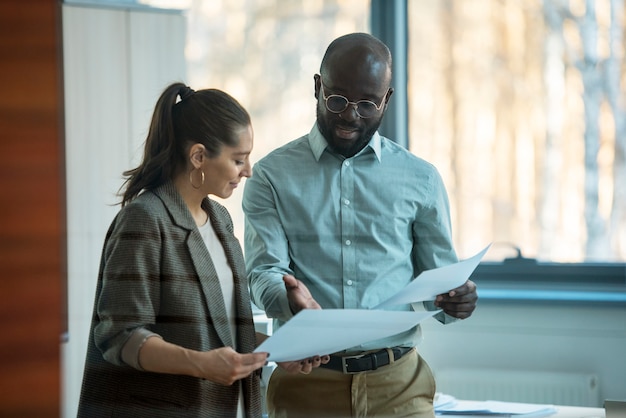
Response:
[320,33,392,85]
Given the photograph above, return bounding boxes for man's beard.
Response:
[316,106,382,158]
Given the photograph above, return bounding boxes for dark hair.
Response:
[119,82,251,206]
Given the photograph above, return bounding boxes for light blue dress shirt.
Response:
[243,123,458,351]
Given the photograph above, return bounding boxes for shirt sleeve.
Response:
[242,164,295,321]
[412,166,460,325]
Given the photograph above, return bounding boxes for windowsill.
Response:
[477,286,626,303]
[470,261,626,304]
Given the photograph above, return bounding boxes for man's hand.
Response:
[434,279,478,319]
[283,274,321,314]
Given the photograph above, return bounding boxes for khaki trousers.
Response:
[266,349,436,418]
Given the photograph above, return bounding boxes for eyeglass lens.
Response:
[326,95,378,118]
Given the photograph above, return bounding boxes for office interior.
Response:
[0,0,624,417]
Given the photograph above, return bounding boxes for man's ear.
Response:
[313,74,321,100]
[384,87,394,109]
[189,143,205,168]
[385,87,394,103]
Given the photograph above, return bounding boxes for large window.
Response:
[408,0,625,263]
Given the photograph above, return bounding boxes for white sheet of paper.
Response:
[254,309,439,362]
[436,399,557,416]
[373,243,491,309]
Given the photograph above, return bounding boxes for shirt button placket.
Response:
[340,158,357,308]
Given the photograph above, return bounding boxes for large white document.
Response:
[255,309,439,362]
[373,243,491,309]
[255,244,491,362]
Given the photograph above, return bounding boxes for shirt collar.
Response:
[309,123,382,162]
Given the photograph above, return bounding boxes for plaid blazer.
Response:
[77,182,262,418]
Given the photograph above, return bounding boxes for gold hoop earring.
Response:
[189,168,205,189]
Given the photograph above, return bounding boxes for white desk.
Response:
[550,405,605,418]
[437,404,605,418]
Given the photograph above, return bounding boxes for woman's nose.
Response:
[241,161,252,178]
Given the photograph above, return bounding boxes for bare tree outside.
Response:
[606,0,626,258]
[409,0,625,262]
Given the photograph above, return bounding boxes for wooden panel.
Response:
[0,0,63,416]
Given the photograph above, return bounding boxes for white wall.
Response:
[419,299,626,407]
[61,4,186,417]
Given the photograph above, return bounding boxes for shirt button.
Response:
[344,161,351,167]
[344,199,350,205]
[347,280,353,286]
[345,240,352,246]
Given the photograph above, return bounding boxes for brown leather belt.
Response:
[320,347,413,374]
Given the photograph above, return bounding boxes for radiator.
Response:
[434,368,600,407]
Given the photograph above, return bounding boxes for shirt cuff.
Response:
[422,300,459,324]
[121,328,163,370]
[279,292,296,321]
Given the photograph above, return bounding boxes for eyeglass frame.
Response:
[319,79,389,119]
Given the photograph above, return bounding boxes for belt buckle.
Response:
[341,353,365,374]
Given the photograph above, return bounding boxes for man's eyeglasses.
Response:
[320,81,387,119]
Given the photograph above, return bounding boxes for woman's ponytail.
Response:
[120,83,186,206]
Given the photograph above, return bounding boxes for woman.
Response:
[77,83,324,417]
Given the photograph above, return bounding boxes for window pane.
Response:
[408,0,626,262]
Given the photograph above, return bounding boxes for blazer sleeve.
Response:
[93,202,163,367]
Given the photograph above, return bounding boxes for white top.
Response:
[199,218,245,418]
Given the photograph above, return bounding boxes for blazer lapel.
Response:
[155,183,233,348]
[187,222,234,348]
[205,200,256,355]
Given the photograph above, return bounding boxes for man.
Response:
[243,33,478,418]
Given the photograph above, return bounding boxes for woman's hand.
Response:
[137,336,268,386]
[195,347,269,385]
[277,355,330,374]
